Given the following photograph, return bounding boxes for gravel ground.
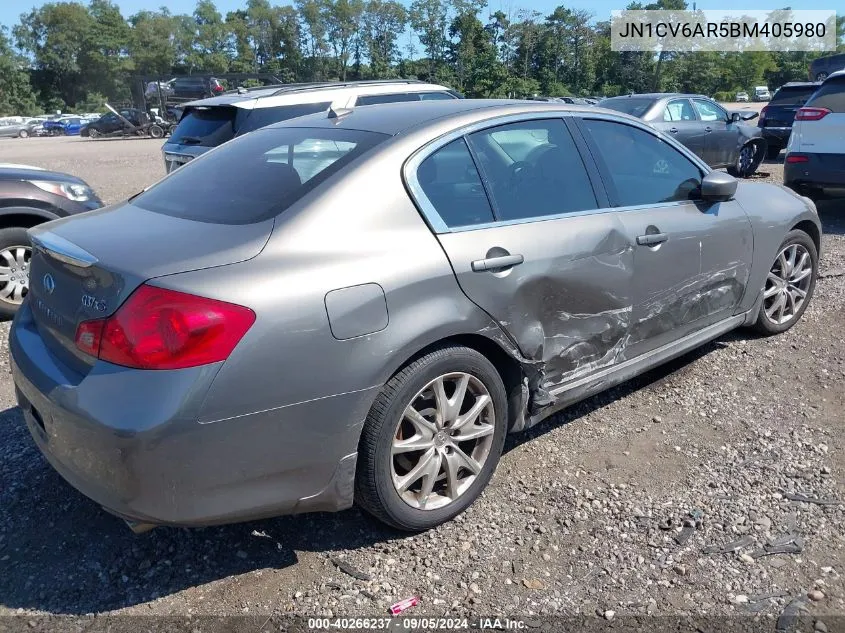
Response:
[0,136,843,627]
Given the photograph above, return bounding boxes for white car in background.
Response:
[784,70,845,200]
[754,86,772,102]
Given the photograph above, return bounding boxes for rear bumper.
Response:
[760,127,792,147]
[784,152,845,197]
[10,303,373,527]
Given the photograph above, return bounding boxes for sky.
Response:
[2,0,830,32]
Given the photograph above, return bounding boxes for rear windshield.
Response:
[598,97,655,118]
[770,86,818,106]
[171,107,237,146]
[235,102,331,135]
[806,77,845,112]
[170,102,332,147]
[133,127,388,225]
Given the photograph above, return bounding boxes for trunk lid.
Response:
[27,203,273,374]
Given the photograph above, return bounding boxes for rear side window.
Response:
[468,119,597,221]
[770,86,817,106]
[806,78,845,112]
[599,97,656,118]
[356,93,421,106]
[417,139,495,228]
[171,107,237,147]
[581,119,703,206]
[236,102,331,135]
[419,92,457,101]
[133,128,387,225]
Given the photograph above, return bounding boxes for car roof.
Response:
[181,80,454,110]
[779,82,821,89]
[602,93,710,100]
[271,99,627,137]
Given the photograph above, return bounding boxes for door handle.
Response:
[471,254,524,272]
[668,127,678,134]
[636,233,669,246]
[704,126,713,132]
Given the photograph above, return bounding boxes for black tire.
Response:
[765,145,781,160]
[89,129,101,139]
[728,141,764,178]
[0,227,33,319]
[148,124,165,139]
[752,229,818,336]
[355,345,508,531]
[816,72,828,82]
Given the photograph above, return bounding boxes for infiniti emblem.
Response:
[42,273,55,295]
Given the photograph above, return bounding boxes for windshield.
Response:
[599,97,656,118]
[134,127,388,225]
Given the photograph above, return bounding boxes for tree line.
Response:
[1,0,843,115]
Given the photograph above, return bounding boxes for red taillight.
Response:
[759,105,768,124]
[74,285,255,370]
[786,154,809,163]
[795,107,831,121]
[212,84,224,93]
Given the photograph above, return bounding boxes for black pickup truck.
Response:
[758,82,820,159]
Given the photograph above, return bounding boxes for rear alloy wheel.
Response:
[89,129,101,139]
[356,346,507,531]
[816,72,828,81]
[753,230,817,335]
[149,124,165,139]
[0,227,32,318]
[18,129,29,139]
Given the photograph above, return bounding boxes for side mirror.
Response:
[730,112,742,122]
[700,171,737,202]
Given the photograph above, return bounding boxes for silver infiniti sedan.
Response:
[10,100,821,532]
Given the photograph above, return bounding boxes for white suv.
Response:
[785,70,845,200]
[162,80,459,172]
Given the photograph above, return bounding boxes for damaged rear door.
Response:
[410,117,635,393]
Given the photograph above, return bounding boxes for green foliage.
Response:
[0,0,833,113]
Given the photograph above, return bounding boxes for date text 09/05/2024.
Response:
[307,617,527,629]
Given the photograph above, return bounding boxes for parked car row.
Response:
[7,95,821,535]
[599,93,766,177]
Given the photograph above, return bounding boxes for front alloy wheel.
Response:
[753,229,817,335]
[763,243,813,325]
[356,345,507,531]
[0,245,30,308]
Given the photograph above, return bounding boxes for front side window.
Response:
[581,119,703,206]
[416,139,494,228]
[693,99,727,122]
[663,99,696,122]
[133,127,388,225]
[467,119,598,221]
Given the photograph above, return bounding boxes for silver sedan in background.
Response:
[10,100,821,532]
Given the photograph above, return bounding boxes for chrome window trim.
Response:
[403,109,712,235]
